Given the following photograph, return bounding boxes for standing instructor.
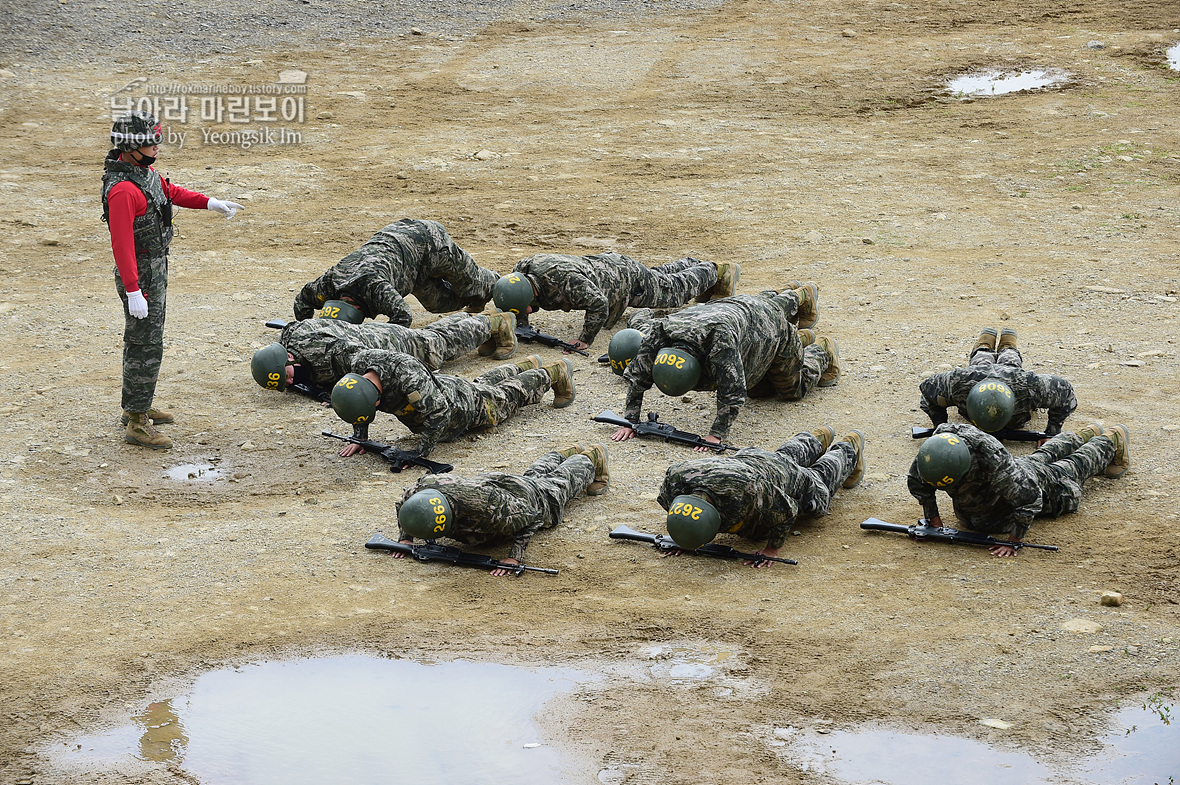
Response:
[102,110,243,449]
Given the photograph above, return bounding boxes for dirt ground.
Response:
[1,0,1178,782]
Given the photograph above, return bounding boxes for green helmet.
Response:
[250,343,289,392]
[331,373,380,425]
[916,432,971,489]
[319,299,364,324]
[399,489,453,539]
[607,328,643,376]
[492,273,535,315]
[966,379,1015,432]
[666,494,722,550]
[110,110,162,151]
[652,347,701,396]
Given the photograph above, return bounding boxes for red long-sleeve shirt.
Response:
[107,165,209,293]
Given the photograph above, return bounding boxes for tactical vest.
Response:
[101,150,174,260]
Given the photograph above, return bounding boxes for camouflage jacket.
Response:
[919,358,1077,434]
[906,423,1043,538]
[396,473,565,561]
[513,252,645,344]
[281,319,427,388]
[622,293,800,440]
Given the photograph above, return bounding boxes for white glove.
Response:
[207,198,244,219]
[127,290,149,319]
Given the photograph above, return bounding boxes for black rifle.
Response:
[860,517,1059,552]
[597,353,610,364]
[609,525,797,566]
[290,382,333,405]
[264,319,288,329]
[321,431,453,474]
[364,532,558,575]
[911,426,1047,442]
[515,325,589,356]
[592,410,737,453]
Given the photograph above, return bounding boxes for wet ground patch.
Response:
[948,69,1069,98]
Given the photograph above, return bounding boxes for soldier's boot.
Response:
[581,443,610,495]
[124,412,173,450]
[1101,424,1130,478]
[478,310,518,360]
[970,327,998,360]
[701,261,741,301]
[555,444,583,460]
[816,336,840,388]
[793,281,820,329]
[513,354,544,372]
[544,358,577,409]
[997,328,1018,352]
[811,425,836,451]
[838,430,866,488]
[120,406,174,426]
[797,328,815,348]
[1075,422,1104,443]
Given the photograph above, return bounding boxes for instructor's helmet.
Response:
[492,273,535,316]
[607,328,643,376]
[250,343,289,392]
[916,432,971,489]
[651,347,701,396]
[965,379,1015,432]
[399,489,454,539]
[666,494,722,550]
[110,110,163,151]
[319,299,365,324]
[331,373,381,425]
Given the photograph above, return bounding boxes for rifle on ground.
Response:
[515,325,589,356]
[859,517,1058,552]
[598,353,610,364]
[265,319,288,330]
[322,431,453,474]
[609,525,797,566]
[592,410,738,453]
[364,532,558,575]
[290,382,333,405]
[911,426,1048,442]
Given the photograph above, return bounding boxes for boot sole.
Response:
[124,434,173,450]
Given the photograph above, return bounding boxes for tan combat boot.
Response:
[793,282,819,329]
[997,328,1018,353]
[811,425,836,451]
[513,354,544,372]
[702,261,741,301]
[120,406,174,426]
[816,336,840,388]
[478,310,518,360]
[1075,422,1103,443]
[1101,425,1130,478]
[555,444,583,460]
[543,358,577,408]
[797,328,815,348]
[581,443,610,495]
[970,327,998,360]
[124,412,173,450]
[838,429,866,488]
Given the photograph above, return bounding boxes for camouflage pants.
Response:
[630,257,717,309]
[412,224,498,314]
[1024,431,1115,517]
[970,346,1022,367]
[412,313,492,369]
[756,344,828,400]
[114,252,168,413]
[470,363,553,427]
[775,432,857,516]
[523,451,595,510]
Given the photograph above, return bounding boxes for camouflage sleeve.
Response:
[349,350,448,457]
[973,440,1041,539]
[918,372,951,426]
[1035,373,1077,435]
[906,459,941,521]
[762,509,798,551]
[507,520,546,562]
[704,333,746,440]
[366,280,413,326]
[563,276,611,345]
[293,279,324,320]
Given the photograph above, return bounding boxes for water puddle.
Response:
[56,655,584,784]
[769,703,1176,785]
[164,463,223,481]
[1168,42,1180,71]
[948,69,1067,98]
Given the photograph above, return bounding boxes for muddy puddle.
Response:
[948,69,1067,97]
[163,463,223,481]
[1168,42,1180,70]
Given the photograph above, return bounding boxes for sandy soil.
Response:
[1,0,1178,782]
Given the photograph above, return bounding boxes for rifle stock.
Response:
[609,525,797,566]
[265,319,288,329]
[911,426,1048,442]
[365,532,558,575]
[321,431,454,474]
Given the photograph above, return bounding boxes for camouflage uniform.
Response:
[513,252,718,345]
[622,291,831,440]
[907,423,1116,539]
[349,349,553,457]
[396,451,595,561]
[280,313,492,388]
[294,219,498,325]
[102,152,172,412]
[658,432,858,549]
[919,345,1077,434]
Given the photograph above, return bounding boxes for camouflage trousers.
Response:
[1024,431,1115,518]
[523,451,595,510]
[775,431,857,516]
[753,343,829,401]
[630,257,717,309]
[114,251,168,413]
[411,313,492,369]
[469,363,554,427]
[969,346,1022,367]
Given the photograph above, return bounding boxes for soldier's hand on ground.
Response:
[206,198,244,219]
[490,557,520,577]
[611,426,635,442]
[745,547,780,568]
[989,540,1019,558]
[390,539,413,558]
[338,443,366,457]
[694,435,723,453]
[126,290,149,319]
[564,339,590,353]
[661,548,683,557]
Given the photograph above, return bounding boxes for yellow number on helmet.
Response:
[433,523,446,533]
[675,357,685,369]
[690,506,701,520]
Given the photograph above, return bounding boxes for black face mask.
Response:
[129,149,157,166]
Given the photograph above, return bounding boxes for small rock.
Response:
[0,69,16,78]
[1126,645,1139,655]
[1088,645,1113,653]
[980,718,1012,729]
[1100,591,1123,606]
[473,149,495,160]
[278,69,308,84]
[1060,618,1104,634]
[1086,40,1105,49]
[1084,285,1125,294]
[410,26,423,35]
[316,111,334,120]
[113,494,124,505]
[240,440,256,450]
[40,236,61,246]
[861,237,873,244]
[802,229,823,243]
[842,28,857,37]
